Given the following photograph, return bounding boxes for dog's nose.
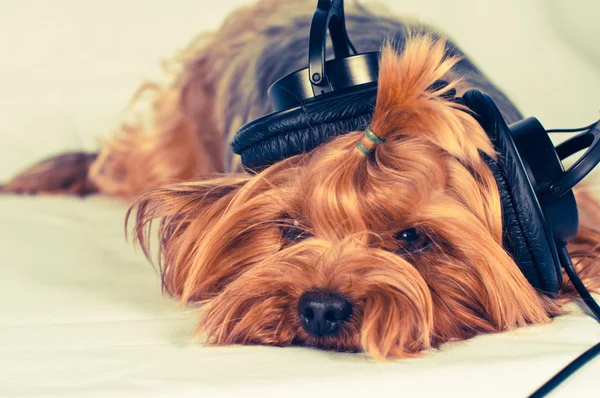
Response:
[297,291,352,337]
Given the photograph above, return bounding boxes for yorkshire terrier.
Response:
[3,0,600,359]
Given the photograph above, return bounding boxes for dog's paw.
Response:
[1,152,99,197]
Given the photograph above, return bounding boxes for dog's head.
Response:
[130,36,556,358]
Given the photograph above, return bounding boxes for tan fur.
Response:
[89,0,319,197]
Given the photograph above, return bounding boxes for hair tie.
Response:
[356,126,386,155]
[365,126,386,144]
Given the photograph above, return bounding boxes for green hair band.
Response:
[356,126,385,155]
[365,126,386,144]
[356,140,373,155]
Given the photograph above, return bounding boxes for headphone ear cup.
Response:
[461,90,562,295]
[481,153,553,292]
[232,85,378,170]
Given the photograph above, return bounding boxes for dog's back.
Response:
[2,0,520,197]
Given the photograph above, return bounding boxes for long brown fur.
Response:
[3,1,600,359]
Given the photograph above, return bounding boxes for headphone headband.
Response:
[268,52,379,112]
[234,0,382,168]
[307,0,356,93]
[265,0,379,112]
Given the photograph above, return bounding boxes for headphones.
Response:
[233,0,600,296]
[233,1,600,393]
[233,0,379,169]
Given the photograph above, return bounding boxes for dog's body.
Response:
[3,0,600,358]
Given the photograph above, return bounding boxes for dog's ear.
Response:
[368,36,494,164]
[128,176,250,301]
[128,158,297,304]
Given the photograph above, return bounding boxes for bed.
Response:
[1,1,600,396]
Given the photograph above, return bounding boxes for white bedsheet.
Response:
[1,1,600,397]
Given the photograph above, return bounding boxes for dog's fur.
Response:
[3,0,600,359]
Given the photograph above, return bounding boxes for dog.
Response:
[3,0,600,359]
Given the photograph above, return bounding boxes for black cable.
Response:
[529,342,600,398]
[559,245,600,320]
[528,245,600,397]
[546,120,599,134]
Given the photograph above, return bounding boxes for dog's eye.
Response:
[281,219,310,243]
[394,228,430,253]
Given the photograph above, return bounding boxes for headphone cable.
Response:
[546,120,599,134]
[528,245,600,397]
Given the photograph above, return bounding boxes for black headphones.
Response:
[233,0,600,296]
[232,2,600,393]
[233,0,379,169]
